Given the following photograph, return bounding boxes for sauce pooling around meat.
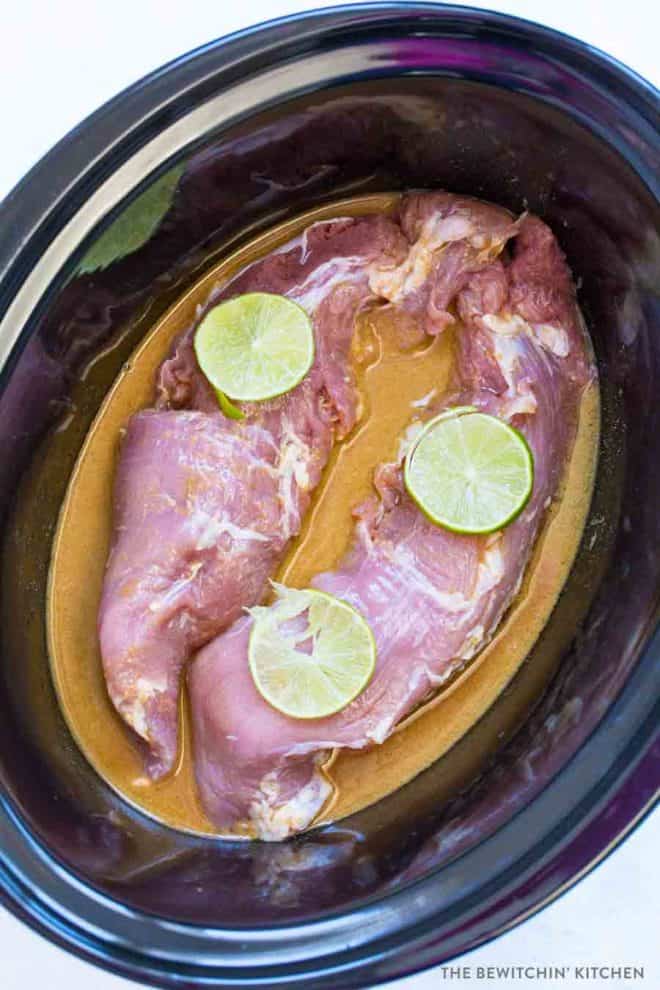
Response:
[48,194,599,836]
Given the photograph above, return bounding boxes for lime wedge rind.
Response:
[248,586,376,720]
[194,292,315,404]
[404,409,534,535]
[215,390,245,420]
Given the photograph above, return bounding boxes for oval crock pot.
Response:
[0,4,658,988]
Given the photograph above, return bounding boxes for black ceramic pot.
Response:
[0,4,658,988]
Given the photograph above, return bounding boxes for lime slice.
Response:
[248,585,376,720]
[194,292,315,403]
[404,409,534,534]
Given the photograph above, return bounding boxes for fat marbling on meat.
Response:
[98,215,407,777]
[188,195,595,839]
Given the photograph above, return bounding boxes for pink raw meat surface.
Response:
[99,214,407,776]
[188,199,595,839]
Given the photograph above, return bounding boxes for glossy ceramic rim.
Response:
[0,4,658,988]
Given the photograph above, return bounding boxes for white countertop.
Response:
[1,2,658,988]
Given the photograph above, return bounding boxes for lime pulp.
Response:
[248,585,376,720]
[404,409,534,534]
[194,292,315,405]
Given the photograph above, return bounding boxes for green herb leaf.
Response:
[77,163,185,274]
